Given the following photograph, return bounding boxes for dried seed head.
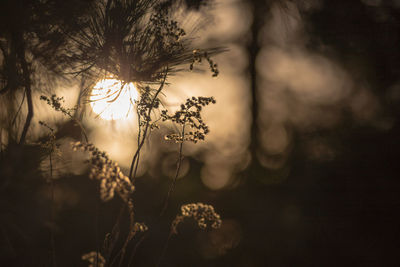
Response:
[82,251,105,267]
[161,96,216,143]
[72,142,135,203]
[171,202,222,234]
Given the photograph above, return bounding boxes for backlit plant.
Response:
[35,0,223,266]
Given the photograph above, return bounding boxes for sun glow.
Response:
[90,79,138,120]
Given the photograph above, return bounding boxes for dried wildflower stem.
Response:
[71,140,139,267]
[40,94,88,142]
[131,97,215,265]
[127,233,146,267]
[112,201,135,267]
[65,111,88,143]
[116,237,130,266]
[129,70,167,181]
[73,118,89,143]
[129,126,186,266]
[157,125,185,266]
[160,125,185,217]
[158,203,222,266]
[103,206,125,266]
[132,109,142,182]
[156,231,173,267]
[104,204,138,266]
[72,142,135,202]
[72,142,135,266]
[108,109,143,266]
[73,139,136,265]
[40,122,58,267]
[111,214,148,267]
[114,236,131,267]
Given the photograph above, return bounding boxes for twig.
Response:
[129,70,168,181]
[133,109,141,183]
[159,125,185,217]
[156,125,185,266]
[104,206,125,266]
[127,232,147,267]
[156,232,173,267]
[72,117,89,143]
[109,201,137,267]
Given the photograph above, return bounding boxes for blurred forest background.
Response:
[1,0,400,266]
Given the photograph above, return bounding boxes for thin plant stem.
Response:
[160,125,185,218]
[129,123,186,266]
[116,231,134,267]
[104,205,125,267]
[127,232,147,267]
[129,70,168,181]
[67,94,88,143]
[133,109,141,182]
[68,92,89,143]
[109,202,135,267]
[73,118,89,143]
[156,232,173,267]
[117,204,135,267]
[156,125,185,266]
[109,232,127,267]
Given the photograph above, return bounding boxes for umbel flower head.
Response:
[171,202,222,234]
[72,142,134,202]
[161,96,216,143]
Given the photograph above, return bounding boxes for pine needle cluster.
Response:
[65,0,221,85]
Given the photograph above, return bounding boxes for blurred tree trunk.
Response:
[14,33,33,145]
[247,0,271,169]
